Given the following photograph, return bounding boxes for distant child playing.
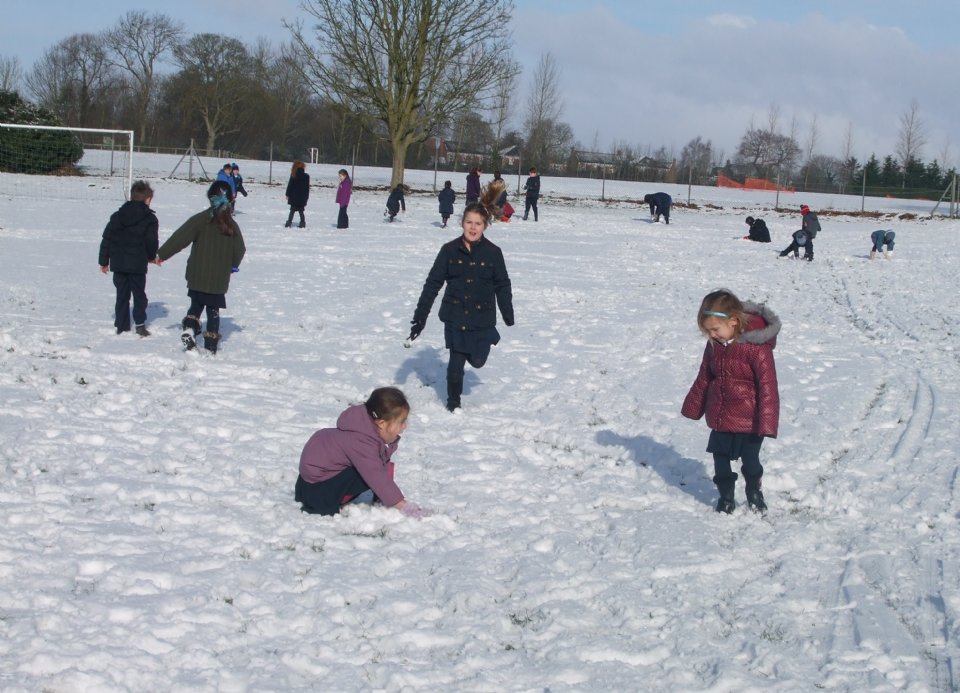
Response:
[295,387,430,518]
[98,180,159,336]
[385,184,406,222]
[870,229,895,259]
[681,289,781,514]
[336,168,352,229]
[438,180,456,227]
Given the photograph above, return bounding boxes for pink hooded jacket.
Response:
[298,404,403,506]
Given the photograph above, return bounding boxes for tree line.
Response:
[0,2,954,194]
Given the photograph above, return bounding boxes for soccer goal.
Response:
[0,124,134,201]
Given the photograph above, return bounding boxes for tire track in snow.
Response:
[808,265,959,690]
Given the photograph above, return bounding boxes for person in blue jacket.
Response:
[643,192,672,224]
[870,229,895,259]
[216,163,237,198]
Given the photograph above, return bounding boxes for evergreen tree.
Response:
[0,90,83,174]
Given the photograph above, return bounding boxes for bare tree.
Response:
[680,136,713,184]
[0,55,22,92]
[524,52,564,166]
[802,114,818,189]
[171,34,253,154]
[840,121,857,193]
[288,0,518,186]
[258,42,314,158]
[896,100,926,185]
[938,137,953,171]
[489,64,519,168]
[103,11,184,145]
[27,34,117,126]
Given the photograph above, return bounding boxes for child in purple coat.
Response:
[295,387,429,518]
[335,168,352,229]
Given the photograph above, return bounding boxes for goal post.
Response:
[0,123,134,201]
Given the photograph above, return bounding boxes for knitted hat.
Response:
[800,204,810,214]
[745,216,754,225]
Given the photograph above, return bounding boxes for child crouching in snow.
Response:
[681,289,780,514]
[295,387,430,518]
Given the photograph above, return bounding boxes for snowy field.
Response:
[1,154,959,691]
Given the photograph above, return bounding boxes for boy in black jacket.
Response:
[98,181,159,336]
[522,167,540,221]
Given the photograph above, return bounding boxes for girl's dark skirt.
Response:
[444,324,500,364]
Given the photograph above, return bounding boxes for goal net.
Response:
[0,124,134,201]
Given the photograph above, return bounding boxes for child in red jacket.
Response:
[682,289,781,514]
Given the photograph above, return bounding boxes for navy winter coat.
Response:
[747,218,771,242]
[414,235,514,332]
[523,175,540,200]
[286,169,310,210]
[98,200,159,274]
[644,192,671,216]
[386,187,406,214]
[438,187,456,216]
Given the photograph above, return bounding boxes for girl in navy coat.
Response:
[438,180,456,227]
[408,203,514,411]
[285,160,310,228]
[682,289,780,514]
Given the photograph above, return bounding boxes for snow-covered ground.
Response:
[1,154,958,691]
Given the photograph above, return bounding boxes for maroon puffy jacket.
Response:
[681,302,780,437]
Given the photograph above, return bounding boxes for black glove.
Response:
[504,318,515,327]
[408,318,425,341]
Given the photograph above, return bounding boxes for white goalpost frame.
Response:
[0,123,134,199]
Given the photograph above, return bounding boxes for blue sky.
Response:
[3,1,959,164]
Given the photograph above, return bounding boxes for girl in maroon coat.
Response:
[295,387,429,518]
[682,289,781,514]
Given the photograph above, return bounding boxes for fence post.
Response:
[861,169,866,213]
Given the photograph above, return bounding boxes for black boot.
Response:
[181,315,201,350]
[203,331,221,354]
[713,474,737,514]
[745,476,767,513]
[446,377,463,412]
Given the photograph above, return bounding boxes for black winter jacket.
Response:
[523,175,540,200]
[386,187,406,214]
[438,187,456,216]
[98,201,159,274]
[286,170,310,210]
[747,218,771,242]
[414,235,513,331]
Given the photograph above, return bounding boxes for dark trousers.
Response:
[712,438,764,487]
[113,272,147,332]
[523,197,538,221]
[780,238,814,259]
[446,349,489,406]
[286,208,305,226]
[295,469,370,516]
[656,207,670,224]
[187,297,220,334]
[337,206,349,229]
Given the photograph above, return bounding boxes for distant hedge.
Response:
[0,91,84,174]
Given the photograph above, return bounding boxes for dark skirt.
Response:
[706,431,763,459]
[444,323,500,361]
[188,289,226,309]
